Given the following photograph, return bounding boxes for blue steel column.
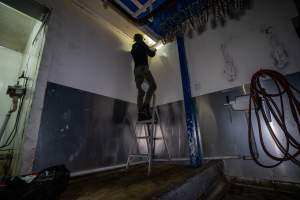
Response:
[176,36,202,167]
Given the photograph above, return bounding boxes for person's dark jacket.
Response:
[131,41,156,68]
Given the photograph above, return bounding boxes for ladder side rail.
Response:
[145,124,152,176]
[151,94,156,158]
[156,109,171,160]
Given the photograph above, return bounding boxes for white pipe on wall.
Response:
[70,161,147,177]
[154,156,243,162]
[70,156,248,177]
[203,156,242,160]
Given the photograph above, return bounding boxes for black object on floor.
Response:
[0,165,70,200]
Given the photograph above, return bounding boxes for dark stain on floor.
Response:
[61,162,213,200]
[60,161,300,200]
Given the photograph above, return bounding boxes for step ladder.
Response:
[126,95,171,176]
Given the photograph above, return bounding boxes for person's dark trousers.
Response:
[134,65,157,114]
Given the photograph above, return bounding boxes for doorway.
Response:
[0,1,48,176]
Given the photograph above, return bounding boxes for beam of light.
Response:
[151,40,164,49]
[269,121,282,156]
[242,84,247,95]
[144,35,156,46]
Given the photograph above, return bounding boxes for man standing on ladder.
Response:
[131,33,157,121]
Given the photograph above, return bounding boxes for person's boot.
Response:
[149,107,158,123]
[143,105,158,123]
[138,111,151,121]
[138,112,146,121]
[143,105,152,120]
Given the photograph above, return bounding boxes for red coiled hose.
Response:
[248,69,300,168]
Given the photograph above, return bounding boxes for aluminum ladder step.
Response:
[128,154,149,157]
[136,136,163,140]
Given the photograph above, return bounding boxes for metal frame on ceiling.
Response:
[106,0,173,24]
[115,0,168,19]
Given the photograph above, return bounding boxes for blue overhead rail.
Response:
[117,0,168,18]
[113,0,252,42]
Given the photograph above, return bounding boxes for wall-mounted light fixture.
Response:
[151,40,164,50]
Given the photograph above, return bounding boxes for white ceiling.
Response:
[0,2,36,53]
[0,0,156,54]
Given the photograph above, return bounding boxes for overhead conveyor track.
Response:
[106,0,253,42]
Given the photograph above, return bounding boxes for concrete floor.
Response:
[61,162,207,200]
[60,161,300,200]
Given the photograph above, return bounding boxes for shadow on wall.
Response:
[157,102,189,158]
[112,99,129,124]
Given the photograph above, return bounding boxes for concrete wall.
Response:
[30,0,181,105]
[20,0,138,173]
[12,21,45,175]
[20,0,181,173]
[185,0,300,97]
[43,0,136,103]
[21,0,300,175]
[0,19,44,175]
[0,46,22,175]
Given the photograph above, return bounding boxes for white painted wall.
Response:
[185,0,300,97]
[40,0,136,103]
[0,47,22,132]
[24,0,300,108]
[43,0,183,105]
[149,41,183,105]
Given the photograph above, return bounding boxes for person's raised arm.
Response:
[144,43,156,57]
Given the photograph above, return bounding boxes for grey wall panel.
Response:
[33,82,137,172]
[196,88,249,157]
[33,82,189,173]
[34,72,300,181]
[195,72,300,182]
[156,101,189,158]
